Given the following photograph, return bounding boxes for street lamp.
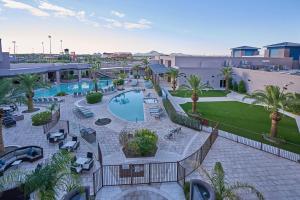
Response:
[48,35,52,54]
[12,41,16,55]
[60,40,63,54]
[42,42,44,54]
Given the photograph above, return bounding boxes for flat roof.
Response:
[231,46,260,50]
[0,63,90,77]
[264,42,300,48]
[149,63,170,74]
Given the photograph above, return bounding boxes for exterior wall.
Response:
[0,52,10,69]
[232,68,300,93]
[232,49,259,57]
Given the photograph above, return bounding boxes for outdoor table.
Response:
[76,157,89,165]
[50,132,64,138]
[62,141,77,151]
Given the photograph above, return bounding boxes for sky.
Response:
[0,0,300,55]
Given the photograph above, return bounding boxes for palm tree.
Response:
[142,59,150,78]
[0,151,80,200]
[180,75,210,113]
[244,85,297,138]
[201,162,264,200]
[89,60,101,92]
[132,64,140,78]
[14,74,48,112]
[167,68,179,92]
[220,66,233,91]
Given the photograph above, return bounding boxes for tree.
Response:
[201,162,264,200]
[233,81,238,91]
[220,66,233,91]
[0,151,80,200]
[132,64,140,78]
[89,60,101,92]
[238,80,247,93]
[14,74,48,112]
[180,75,210,113]
[167,68,179,92]
[142,59,150,79]
[244,85,297,138]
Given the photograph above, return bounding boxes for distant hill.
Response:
[133,51,164,57]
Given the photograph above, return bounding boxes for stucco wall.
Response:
[232,68,300,93]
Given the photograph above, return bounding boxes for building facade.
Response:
[231,46,260,57]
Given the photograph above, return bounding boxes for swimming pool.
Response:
[35,79,112,97]
[108,90,144,122]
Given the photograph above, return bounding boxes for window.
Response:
[269,49,281,58]
[220,80,226,88]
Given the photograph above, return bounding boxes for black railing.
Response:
[42,107,61,134]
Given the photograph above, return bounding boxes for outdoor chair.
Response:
[59,129,65,134]
[87,152,93,159]
[46,133,51,140]
[48,98,54,103]
[72,136,78,142]
[164,132,175,140]
[49,137,56,144]
[58,141,64,149]
[43,98,49,103]
[38,98,43,103]
[82,159,94,171]
[70,165,82,174]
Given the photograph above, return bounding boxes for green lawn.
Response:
[170,90,229,98]
[180,101,300,154]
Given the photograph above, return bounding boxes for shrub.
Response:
[233,81,238,91]
[113,79,124,86]
[32,111,52,126]
[238,80,247,93]
[228,77,233,90]
[86,92,103,104]
[184,182,190,200]
[154,83,162,96]
[55,91,67,96]
[122,129,158,157]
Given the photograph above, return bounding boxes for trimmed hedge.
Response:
[86,92,103,104]
[55,91,67,96]
[154,83,162,97]
[162,98,202,130]
[233,81,238,91]
[238,80,247,93]
[32,111,52,126]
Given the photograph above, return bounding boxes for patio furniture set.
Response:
[164,127,182,140]
[1,107,24,128]
[46,129,67,143]
[0,146,43,176]
[149,106,164,119]
[58,136,80,152]
[73,106,94,118]
[70,152,94,173]
[33,97,63,104]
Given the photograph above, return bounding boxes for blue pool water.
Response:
[35,79,112,97]
[108,90,144,122]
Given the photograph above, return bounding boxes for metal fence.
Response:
[218,130,300,163]
[42,107,61,134]
[92,124,218,195]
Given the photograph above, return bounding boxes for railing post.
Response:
[177,161,179,181]
[148,163,151,184]
[93,172,96,196]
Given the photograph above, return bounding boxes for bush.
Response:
[154,83,162,96]
[238,80,247,93]
[113,79,124,86]
[233,81,238,91]
[184,182,190,200]
[86,92,103,104]
[228,77,233,90]
[32,111,52,126]
[55,91,67,96]
[122,129,158,157]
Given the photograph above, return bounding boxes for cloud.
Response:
[38,1,99,27]
[111,10,125,18]
[101,17,152,30]
[1,0,49,16]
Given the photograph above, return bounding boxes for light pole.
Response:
[48,35,52,54]
[42,42,44,54]
[12,41,16,55]
[60,40,63,54]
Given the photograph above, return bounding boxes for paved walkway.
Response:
[188,137,300,200]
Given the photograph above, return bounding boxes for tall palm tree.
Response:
[180,75,210,113]
[220,66,233,91]
[167,68,179,92]
[142,59,150,78]
[244,85,297,138]
[89,60,101,92]
[201,162,264,200]
[0,151,80,200]
[14,74,48,112]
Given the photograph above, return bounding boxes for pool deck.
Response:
[2,80,300,199]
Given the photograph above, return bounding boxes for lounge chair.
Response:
[48,98,54,103]
[38,98,44,103]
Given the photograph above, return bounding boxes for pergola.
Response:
[149,63,170,85]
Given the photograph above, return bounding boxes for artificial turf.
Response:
[169,90,229,98]
[181,101,300,153]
